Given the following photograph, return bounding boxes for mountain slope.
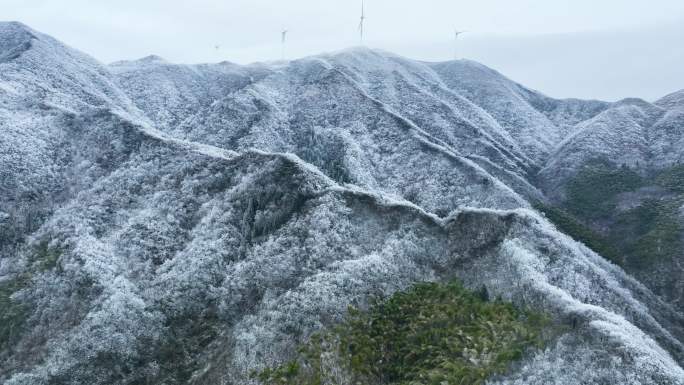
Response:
[1,22,683,385]
[0,22,137,114]
[2,109,683,385]
[0,21,147,261]
[112,48,544,213]
[430,59,610,163]
[109,56,272,130]
[535,92,684,311]
[538,98,666,195]
[539,92,684,194]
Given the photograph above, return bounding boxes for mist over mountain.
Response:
[1,22,683,385]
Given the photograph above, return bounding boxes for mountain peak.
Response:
[109,55,172,71]
[0,21,38,60]
[0,20,35,34]
[110,54,168,66]
[614,97,653,107]
[138,54,166,63]
[312,46,397,67]
[656,89,684,109]
[331,46,385,56]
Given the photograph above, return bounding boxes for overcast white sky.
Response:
[3,0,684,101]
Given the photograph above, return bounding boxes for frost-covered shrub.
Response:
[0,275,29,352]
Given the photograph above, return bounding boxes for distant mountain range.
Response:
[1,21,683,385]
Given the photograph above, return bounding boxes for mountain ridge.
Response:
[1,22,683,385]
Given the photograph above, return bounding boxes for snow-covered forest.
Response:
[1,21,683,384]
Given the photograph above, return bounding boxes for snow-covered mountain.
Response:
[539,96,684,195]
[1,22,683,385]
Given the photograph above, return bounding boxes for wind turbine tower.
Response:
[454,29,466,60]
[281,29,288,60]
[214,45,221,62]
[359,0,367,44]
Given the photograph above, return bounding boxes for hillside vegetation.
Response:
[256,280,551,385]
[540,159,684,306]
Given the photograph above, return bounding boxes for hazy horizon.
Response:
[4,0,684,101]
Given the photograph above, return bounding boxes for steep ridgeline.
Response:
[112,49,545,213]
[0,21,148,262]
[1,22,684,385]
[109,56,273,131]
[539,97,683,195]
[111,41,684,314]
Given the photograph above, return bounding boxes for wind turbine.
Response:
[359,0,367,44]
[281,29,288,60]
[214,45,221,62]
[453,29,467,60]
